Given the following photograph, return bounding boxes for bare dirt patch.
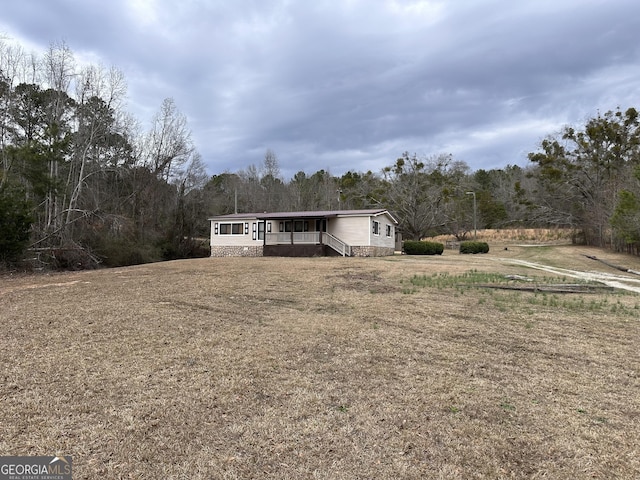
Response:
[1,246,639,479]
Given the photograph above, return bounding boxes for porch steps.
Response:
[325,233,352,256]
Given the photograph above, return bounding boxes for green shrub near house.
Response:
[403,240,444,255]
[459,241,490,254]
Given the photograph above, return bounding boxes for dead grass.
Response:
[427,227,575,245]
[1,244,639,479]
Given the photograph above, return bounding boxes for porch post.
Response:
[290,218,294,244]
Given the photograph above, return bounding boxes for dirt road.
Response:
[498,258,640,293]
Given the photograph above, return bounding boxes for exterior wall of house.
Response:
[330,214,395,252]
[369,215,396,249]
[329,215,370,244]
[210,217,260,250]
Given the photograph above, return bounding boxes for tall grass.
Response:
[425,228,574,244]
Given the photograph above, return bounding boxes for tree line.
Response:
[2,39,639,269]
[1,40,207,267]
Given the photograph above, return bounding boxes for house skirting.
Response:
[264,244,327,257]
[210,245,395,257]
[351,246,395,257]
[210,245,263,257]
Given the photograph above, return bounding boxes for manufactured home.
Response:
[209,209,398,257]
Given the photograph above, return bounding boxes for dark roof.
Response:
[209,209,397,223]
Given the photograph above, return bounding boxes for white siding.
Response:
[370,216,395,249]
[210,218,260,247]
[329,213,396,249]
[329,215,370,244]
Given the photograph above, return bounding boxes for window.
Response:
[294,220,309,232]
[386,224,392,237]
[372,220,380,235]
[219,222,244,235]
[279,221,293,232]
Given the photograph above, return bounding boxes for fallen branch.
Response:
[583,255,640,276]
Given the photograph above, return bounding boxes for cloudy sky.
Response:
[2,0,640,178]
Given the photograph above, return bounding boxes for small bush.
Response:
[403,240,444,255]
[459,241,490,254]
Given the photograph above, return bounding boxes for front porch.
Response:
[264,230,352,256]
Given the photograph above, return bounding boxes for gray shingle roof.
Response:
[209,209,397,223]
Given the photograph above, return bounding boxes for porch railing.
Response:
[264,231,351,256]
[325,233,352,257]
[265,232,321,245]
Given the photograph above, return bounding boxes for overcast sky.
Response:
[2,0,640,178]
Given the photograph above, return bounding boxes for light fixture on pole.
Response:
[466,191,477,240]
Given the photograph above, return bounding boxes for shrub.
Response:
[403,240,444,255]
[459,241,490,254]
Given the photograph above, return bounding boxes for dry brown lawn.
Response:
[1,242,639,479]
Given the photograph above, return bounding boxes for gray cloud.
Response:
[2,0,640,178]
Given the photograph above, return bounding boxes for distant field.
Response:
[1,242,639,479]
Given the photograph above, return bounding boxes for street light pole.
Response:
[466,191,477,240]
